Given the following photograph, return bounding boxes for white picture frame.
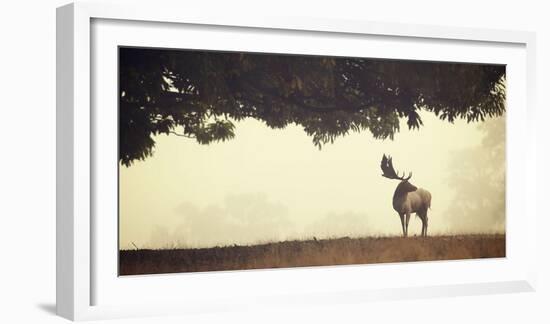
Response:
[56,1,537,321]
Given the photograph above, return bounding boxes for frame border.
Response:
[56,1,537,321]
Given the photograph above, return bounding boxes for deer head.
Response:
[380,154,416,192]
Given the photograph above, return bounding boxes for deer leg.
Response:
[399,213,406,237]
[423,210,429,237]
[424,216,429,237]
[422,218,426,236]
[419,211,426,237]
[405,212,411,237]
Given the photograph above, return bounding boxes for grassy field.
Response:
[119,234,505,275]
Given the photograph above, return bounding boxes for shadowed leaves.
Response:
[119,48,506,166]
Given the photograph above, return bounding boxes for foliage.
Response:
[119,48,506,166]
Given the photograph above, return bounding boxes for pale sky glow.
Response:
[119,111,505,249]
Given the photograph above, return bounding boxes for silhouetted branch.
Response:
[169,131,195,139]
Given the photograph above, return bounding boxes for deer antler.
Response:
[380,154,412,181]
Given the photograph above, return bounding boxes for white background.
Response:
[0,0,548,323]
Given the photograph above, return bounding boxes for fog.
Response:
[119,112,505,249]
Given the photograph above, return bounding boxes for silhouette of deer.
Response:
[380,155,432,237]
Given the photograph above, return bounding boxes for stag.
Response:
[380,155,432,237]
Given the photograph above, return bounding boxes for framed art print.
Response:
[117,47,506,275]
[57,1,537,320]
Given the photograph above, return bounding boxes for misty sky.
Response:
[119,111,505,249]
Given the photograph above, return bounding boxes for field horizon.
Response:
[119,234,505,275]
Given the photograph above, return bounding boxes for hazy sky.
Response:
[119,111,505,249]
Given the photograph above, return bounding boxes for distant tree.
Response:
[445,116,505,233]
[119,47,506,166]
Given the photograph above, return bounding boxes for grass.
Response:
[119,234,505,275]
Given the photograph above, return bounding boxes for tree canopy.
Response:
[119,47,506,166]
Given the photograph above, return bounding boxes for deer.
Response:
[380,154,432,237]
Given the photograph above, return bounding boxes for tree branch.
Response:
[169,131,195,139]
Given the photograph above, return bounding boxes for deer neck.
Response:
[392,186,408,209]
